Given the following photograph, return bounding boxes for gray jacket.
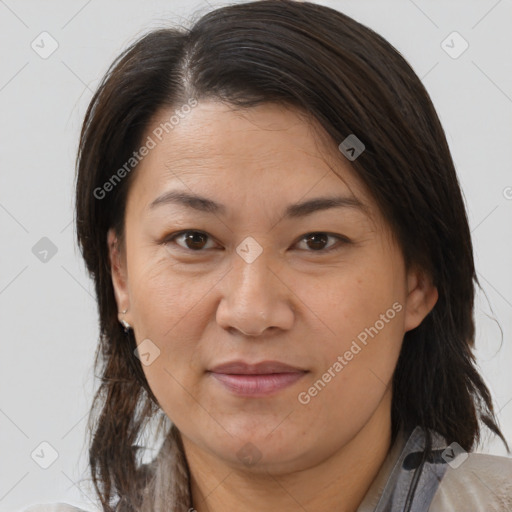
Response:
[357,426,512,511]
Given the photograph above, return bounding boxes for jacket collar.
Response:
[357,426,450,512]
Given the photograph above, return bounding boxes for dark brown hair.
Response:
[74,1,509,510]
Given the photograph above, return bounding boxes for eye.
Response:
[294,232,349,253]
[164,230,219,251]
[162,230,350,253]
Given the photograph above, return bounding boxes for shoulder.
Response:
[429,452,512,511]
[21,504,89,512]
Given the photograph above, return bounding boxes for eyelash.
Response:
[162,230,350,254]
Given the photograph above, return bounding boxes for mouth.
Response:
[207,360,308,397]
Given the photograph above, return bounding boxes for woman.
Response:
[24,1,512,511]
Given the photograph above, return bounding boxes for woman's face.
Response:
[108,100,437,473]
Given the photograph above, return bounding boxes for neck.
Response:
[183,389,393,512]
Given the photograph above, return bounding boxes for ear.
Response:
[107,228,131,325]
[403,266,438,332]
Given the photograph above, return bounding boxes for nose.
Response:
[215,251,295,337]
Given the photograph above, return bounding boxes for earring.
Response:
[120,309,131,333]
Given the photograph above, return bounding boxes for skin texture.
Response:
[108,100,438,512]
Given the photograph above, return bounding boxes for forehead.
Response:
[147,101,338,171]
[127,100,378,223]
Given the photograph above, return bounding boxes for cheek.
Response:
[298,258,405,406]
[298,256,404,346]
[341,275,404,378]
[295,296,404,448]
[130,265,211,427]
[128,258,219,395]
[129,254,219,338]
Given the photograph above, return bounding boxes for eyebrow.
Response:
[148,190,367,219]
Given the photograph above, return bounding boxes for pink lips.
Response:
[208,360,308,397]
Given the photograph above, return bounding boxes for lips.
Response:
[209,360,307,375]
[208,360,308,396]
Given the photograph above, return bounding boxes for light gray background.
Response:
[1,0,511,510]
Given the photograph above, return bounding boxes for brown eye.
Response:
[295,232,349,253]
[305,233,329,250]
[166,230,215,251]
